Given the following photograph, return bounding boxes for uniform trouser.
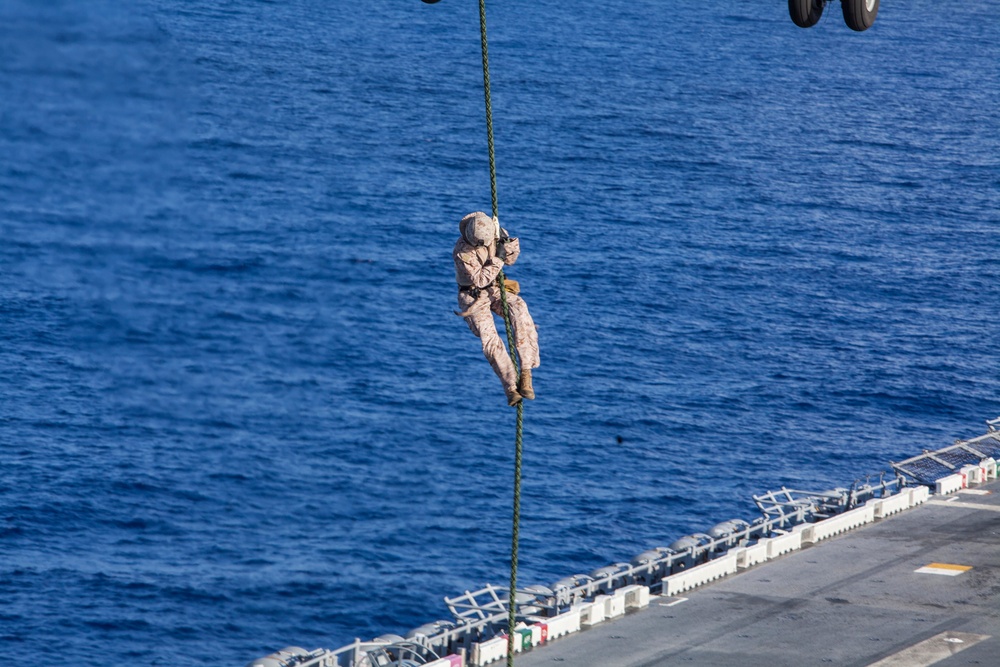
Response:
[459,285,540,392]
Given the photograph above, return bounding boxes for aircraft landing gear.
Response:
[788,0,824,28]
[788,0,880,31]
[842,0,879,31]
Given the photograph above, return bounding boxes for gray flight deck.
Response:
[513,480,1000,667]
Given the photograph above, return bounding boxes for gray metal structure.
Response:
[891,422,1000,486]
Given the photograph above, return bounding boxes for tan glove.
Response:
[503,278,521,295]
[498,236,520,264]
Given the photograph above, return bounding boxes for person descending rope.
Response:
[453,211,539,406]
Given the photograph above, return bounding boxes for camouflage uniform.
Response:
[453,212,539,402]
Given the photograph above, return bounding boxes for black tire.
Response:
[789,0,824,28]
[842,0,879,31]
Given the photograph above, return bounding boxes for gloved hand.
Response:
[499,237,520,264]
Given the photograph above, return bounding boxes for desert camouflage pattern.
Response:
[453,214,539,392]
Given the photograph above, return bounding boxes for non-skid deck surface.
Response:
[514,480,1000,667]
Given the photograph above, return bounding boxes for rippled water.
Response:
[1,0,998,664]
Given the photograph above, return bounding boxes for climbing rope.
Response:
[477,1,524,664]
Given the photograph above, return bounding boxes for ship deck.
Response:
[513,479,1000,667]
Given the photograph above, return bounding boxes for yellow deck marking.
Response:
[866,631,989,666]
[914,563,972,576]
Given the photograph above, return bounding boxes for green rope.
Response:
[477,1,523,664]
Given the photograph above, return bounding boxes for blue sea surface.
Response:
[1,0,998,664]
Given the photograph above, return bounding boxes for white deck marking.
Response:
[927,499,1000,512]
[866,631,989,666]
[959,489,991,496]
[914,563,972,576]
[657,596,688,607]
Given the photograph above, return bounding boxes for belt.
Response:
[458,284,483,298]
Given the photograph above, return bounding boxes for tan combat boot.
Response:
[505,385,523,406]
[518,368,535,400]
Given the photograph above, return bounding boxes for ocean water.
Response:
[1,0,998,663]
